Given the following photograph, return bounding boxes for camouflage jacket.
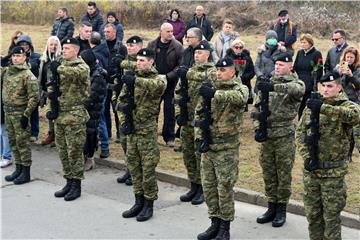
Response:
[120,54,137,72]
[296,92,360,178]
[195,76,249,150]
[253,72,305,138]
[174,62,217,125]
[118,66,166,135]
[1,63,40,117]
[53,58,90,125]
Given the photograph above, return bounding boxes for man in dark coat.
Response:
[80,1,103,32]
[324,29,349,73]
[99,11,124,42]
[186,5,214,41]
[75,21,92,55]
[147,23,184,147]
[51,7,74,42]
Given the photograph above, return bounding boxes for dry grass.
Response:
[1,23,359,214]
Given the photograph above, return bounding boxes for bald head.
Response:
[195,5,204,17]
[160,23,174,43]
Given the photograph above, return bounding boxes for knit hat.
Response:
[107,11,117,19]
[265,30,278,40]
[80,49,96,67]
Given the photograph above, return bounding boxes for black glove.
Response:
[83,98,94,111]
[50,61,61,73]
[304,158,319,171]
[20,116,28,129]
[199,84,216,99]
[306,98,323,114]
[122,72,136,85]
[176,114,187,126]
[112,55,124,66]
[257,81,274,92]
[177,66,188,79]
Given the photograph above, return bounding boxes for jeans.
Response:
[1,124,12,160]
[30,106,39,137]
[98,106,109,152]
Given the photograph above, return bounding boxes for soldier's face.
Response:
[63,44,79,60]
[320,81,342,98]
[11,53,26,65]
[80,26,92,40]
[194,50,209,63]
[136,56,154,71]
[274,61,292,76]
[216,67,235,81]
[127,43,142,56]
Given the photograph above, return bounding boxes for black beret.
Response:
[273,52,293,63]
[215,58,234,68]
[10,46,25,55]
[194,40,212,52]
[62,37,80,46]
[278,10,288,17]
[137,48,155,58]
[319,71,340,83]
[126,36,143,44]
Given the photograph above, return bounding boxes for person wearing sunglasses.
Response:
[324,29,348,73]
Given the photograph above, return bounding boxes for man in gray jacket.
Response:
[324,29,348,73]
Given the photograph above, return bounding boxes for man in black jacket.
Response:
[324,29,348,73]
[75,21,92,55]
[81,1,103,33]
[186,5,214,41]
[147,23,184,147]
[51,7,74,42]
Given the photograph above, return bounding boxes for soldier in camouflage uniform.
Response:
[50,38,90,201]
[118,48,166,222]
[196,58,248,240]
[175,41,217,205]
[296,71,360,240]
[115,36,143,186]
[252,52,305,227]
[2,46,40,184]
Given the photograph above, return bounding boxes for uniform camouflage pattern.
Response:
[1,63,40,166]
[51,58,90,180]
[198,76,248,221]
[174,62,216,184]
[253,72,305,204]
[296,92,360,240]
[118,66,166,200]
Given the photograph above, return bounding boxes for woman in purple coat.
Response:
[164,9,186,44]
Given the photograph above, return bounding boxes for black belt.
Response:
[318,160,344,169]
[4,105,26,112]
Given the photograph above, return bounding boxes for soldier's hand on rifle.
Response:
[83,98,94,111]
[306,98,323,114]
[257,81,274,92]
[50,61,61,73]
[20,115,29,129]
[176,114,187,126]
[199,84,216,99]
[304,158,318,171]
[177,66,188,79]
[112,55,124,66]
[122,71,136,85]
[113,83,122,93]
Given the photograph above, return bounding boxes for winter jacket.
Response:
[99,19,124,42]
[75,36,91,55]
[186,14,214,41]
[180,45,196,68]
[16,35,41,78]
[51,16,75,42]
[270,19,297,50]
[335,65,360,103]
[254,43,287,78]
[81,8,104,32]
[106,39,127,84]
[293,47,323,92]
[324,42,349,73]
[164,17,186,43]
[92,41,110,69]
[214,31,240,59]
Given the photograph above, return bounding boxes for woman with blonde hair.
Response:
[39,36,62,146]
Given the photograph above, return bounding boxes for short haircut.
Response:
[187,27,202,41]
[169,9,181,19]
[80,21,92,28]
[334,29,346,39]
[89,31,101,45]
[104,23,116,31]
[223,18,233,26]
[299,33,314,47]
[59,7,68,14]
[88,1,96,8]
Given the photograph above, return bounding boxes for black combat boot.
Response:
[117,168,130,183]
[64,179,81,201]
[122,195,144,218]
[5,164,22,182]
[214,220,230,240]
[256,202,277,224]
[272,203,287,227]
[54,178,72,197]
[125,176,133,186]
[13,165,31,185]
[136,199,154,222]
[197,217,220,240]
[180,182,198,202]
[191,184,204,205]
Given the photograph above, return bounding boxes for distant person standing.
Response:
[75,21,93,54]
[186,5,214,41]
[81,1,103,32]
[164,9,186,44]
[214,19,240,59]
[324,29,349,73]
[99,11,124,42]
[51,7,75,42]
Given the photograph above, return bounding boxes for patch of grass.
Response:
[2,23,359,215]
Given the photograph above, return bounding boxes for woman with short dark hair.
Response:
[164,9,186,44]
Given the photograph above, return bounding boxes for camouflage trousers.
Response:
[5,113,31,166]
[127,130,160,201]
[201,146,239,221]
[180,125,201,185]
[55,122,86,180]
[303,172,346,240]
[259,135,295,203]
[353,123,360,152]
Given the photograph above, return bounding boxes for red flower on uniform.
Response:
[317,58,323,64]
[234,59,246,65]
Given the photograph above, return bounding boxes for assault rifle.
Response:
[119,68,136,135]
[46,65,61,120]
[177,66,189,126]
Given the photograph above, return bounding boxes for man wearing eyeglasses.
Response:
[324,29,348,73]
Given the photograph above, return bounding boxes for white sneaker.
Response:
[0,158,13,168]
